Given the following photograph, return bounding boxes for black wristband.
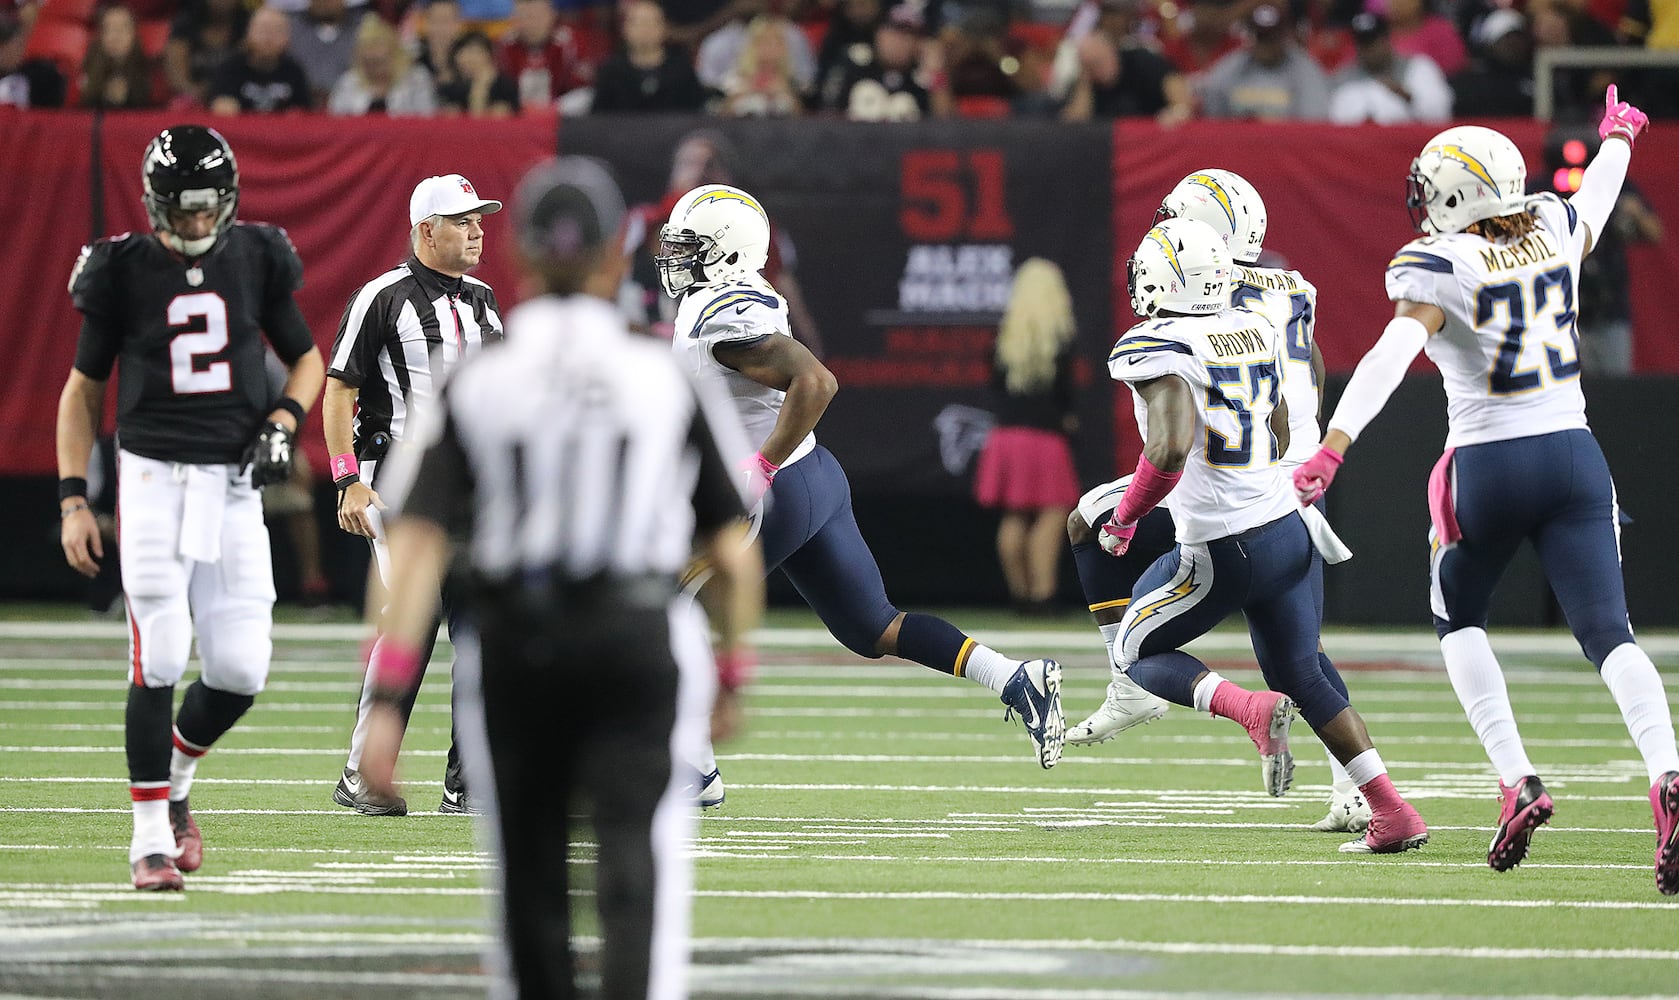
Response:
[58,477,89,502]
[273,397,307,427]
[334,473,360,493]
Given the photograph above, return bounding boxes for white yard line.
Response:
[6,619,1679,658]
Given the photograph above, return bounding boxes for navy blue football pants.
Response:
[1432,429,1634,668]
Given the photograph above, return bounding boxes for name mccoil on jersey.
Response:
[69,223,313,466]
[1386,192,1589,449]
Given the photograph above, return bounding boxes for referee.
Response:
[324,173,505,815]
[357,157,764,1000]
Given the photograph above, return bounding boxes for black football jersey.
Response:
[70,223,314,465]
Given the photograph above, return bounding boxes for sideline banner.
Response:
[561,116,1118,496]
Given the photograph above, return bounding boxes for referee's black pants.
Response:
[475,595,680,1000]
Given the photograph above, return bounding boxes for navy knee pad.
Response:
[1127,651,1204,708]
[1318,651,1349,701]
[829,605,900,660]
[1580,624,1637,670]
[1289,670,1350,730]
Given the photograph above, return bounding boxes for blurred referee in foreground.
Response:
[357,156,764,1000]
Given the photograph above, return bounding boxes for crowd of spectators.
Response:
[0,0,1673,121]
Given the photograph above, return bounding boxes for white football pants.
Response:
[118,450,274,694]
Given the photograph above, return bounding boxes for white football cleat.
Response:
[697,768,725,809]
[1309,787,1371,833]
[1067,675,1170,746]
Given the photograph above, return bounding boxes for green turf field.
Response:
[3,610,1679,999]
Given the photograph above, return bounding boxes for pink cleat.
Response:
[1340,800,1429,854]
[1489,776,1555,872]
[1212,686,1295,797]
[1651,771,1679,895]
[170,798,202,873]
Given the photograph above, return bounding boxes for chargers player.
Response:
[1067,170,1372,834]
[1296,90,1679,887]
[1086,217,1427,854]
[55,126,324,889]
[660,184,1065,801]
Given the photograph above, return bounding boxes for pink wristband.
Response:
[716,647,756,691]
[1113,454,1183,526]
[753,452,780,481]
[365,636,422,696]
[331,452,359,481]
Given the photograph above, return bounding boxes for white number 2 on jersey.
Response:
[168,293,233,395]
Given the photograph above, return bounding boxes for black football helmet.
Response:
[143,125,239,256]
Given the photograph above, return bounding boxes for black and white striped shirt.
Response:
[327,254,504,458]
[378,295,751,582]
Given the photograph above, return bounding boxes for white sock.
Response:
[1191,671,1226,714]
[695,741,718,776]
[130,798,174,864]
[1326,748,1354,791]
[170,725,206,802]
[1441,628,1536,786]
[1098,622,1122,666]
[964,644,1017,694]
[1600,642,1679,783]
[169,748,201,802]
[1342,748,1387,787]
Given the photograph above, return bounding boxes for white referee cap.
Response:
[409,173,503,226]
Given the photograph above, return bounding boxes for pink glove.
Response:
[1292,446,1344,504]
[741,451,778,504]
[1099,518,1138,557]
[1600,84,1649,147]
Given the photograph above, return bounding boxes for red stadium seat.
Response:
[137,18,171,58]
[37,0,97,26]
[956,95,1012,118]
[1007,21,1061,53]
[801,18,828,55]
[23,20,90,80]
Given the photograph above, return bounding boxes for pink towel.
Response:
[1427,448,1461,547]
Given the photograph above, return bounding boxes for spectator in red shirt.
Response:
[1157,0,1244,74]
[498,0,592,111]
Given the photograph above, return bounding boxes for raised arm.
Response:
[1571,86,1649,257]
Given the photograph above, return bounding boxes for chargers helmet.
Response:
[1155,168,1268,264]
[143,125,239,257]
[1128,218,1233,319]
[655,184,771,297]
[1406,125,1528,235]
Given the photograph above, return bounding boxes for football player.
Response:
[661,184,1065,804]
[1067,169,1373,834]
[1082,217,1427,854]
[1296,89,1679,887]
[56,125,324,890]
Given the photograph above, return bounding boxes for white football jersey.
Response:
[670,276,815,469]
[1110,308,1298,544]
[1386,192,1591,449]
[1230,264,1319,467]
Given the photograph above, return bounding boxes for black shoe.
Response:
[438,783,476,814]
[333,767,408,816]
